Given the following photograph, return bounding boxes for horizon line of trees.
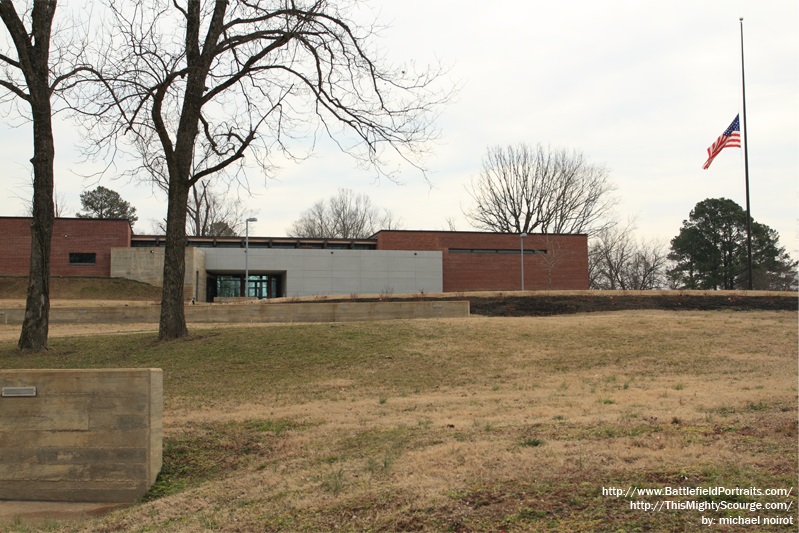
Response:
[37,176,799,291]
[70,183,798,292]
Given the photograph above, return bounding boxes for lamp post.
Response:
[520,232,527,291]
[244,217,258,298]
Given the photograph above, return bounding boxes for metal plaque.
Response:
[1,386,37,397]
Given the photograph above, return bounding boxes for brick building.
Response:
[3,217,132,278]
[375,231,588,292]
[1,218,588,300]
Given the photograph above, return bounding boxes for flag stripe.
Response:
[703,115,741,170]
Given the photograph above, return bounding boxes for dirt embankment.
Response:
[463,293,797,316]
[311,290,796,316]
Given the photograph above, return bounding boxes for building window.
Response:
[69,253,96,265]
[448,248,546,255]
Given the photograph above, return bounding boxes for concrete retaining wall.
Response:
[111,247,206,302]
[0,369,162,503]
[0,301,469,325]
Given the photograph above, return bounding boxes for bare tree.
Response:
[76,1,445,340]
[465,144,617,236]
[187,181,251,237]
[589,220,668,290]
[540,234,574,289]
[131,122,254,237]
[0,1,85,351]
[287,198,329,239]
[443,216,458,231]
[16,177,72,217]
[150,182,252,236]
[288,188,402,239]
[149,176,252,237]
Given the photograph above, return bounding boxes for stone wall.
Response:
[0,369,162,503]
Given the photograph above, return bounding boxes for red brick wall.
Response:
[1,218,132,277]
[375,231,588,291]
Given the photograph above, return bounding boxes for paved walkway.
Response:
[0,501,125,526]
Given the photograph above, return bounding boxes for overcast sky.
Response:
[1,0,796,255]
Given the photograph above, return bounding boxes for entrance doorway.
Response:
[245,274,282,299]
[206,273,285,301]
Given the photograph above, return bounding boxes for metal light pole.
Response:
[520,232,527,291]
[244,217,258,297]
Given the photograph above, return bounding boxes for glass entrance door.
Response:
[248,278,268,299]
[244,274,283,299]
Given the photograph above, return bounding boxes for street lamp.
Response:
[244,217,258,298]
[520,232,528,291]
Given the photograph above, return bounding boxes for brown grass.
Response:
[0,276,161,304]
[2,311,796,532]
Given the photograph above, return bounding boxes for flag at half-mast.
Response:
[702,114,741,169]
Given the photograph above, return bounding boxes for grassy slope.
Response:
[0,277,161,300]
[1,311,797,532]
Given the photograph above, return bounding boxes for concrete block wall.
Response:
[0,369,162,503]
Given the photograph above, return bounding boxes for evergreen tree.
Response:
[668,198,797,290]
[76,186,138,227]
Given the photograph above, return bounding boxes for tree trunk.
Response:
[17,86,55,351]
[158,178,190,340]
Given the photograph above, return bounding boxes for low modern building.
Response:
[1,217,589,301]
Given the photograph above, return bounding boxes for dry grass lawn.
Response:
[1,310,796,532]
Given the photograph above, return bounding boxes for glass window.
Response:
[69,253,96,265]
[447,248,546,255]
[216,275,241,298]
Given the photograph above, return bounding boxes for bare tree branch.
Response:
[465,144,617,236]
[72,0,447,339]
[287,188,402,239]
[589,220,669,290]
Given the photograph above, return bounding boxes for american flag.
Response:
[702,115,741,170]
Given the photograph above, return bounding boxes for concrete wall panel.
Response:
[204,248,443,297]
[0,369,162,503]
[111,247,205,301]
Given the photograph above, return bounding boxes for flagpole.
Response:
[739,17,753,290]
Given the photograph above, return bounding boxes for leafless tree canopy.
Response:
[589,221,668,290]
[150,178,253,237]
[186,181,253,237]
[465,144,617,235]
[71,0,446,340]
[15,178,72,218]
[287,188,402,239]
[77,0,446,185]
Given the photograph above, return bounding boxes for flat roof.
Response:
[131,235,378,249]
